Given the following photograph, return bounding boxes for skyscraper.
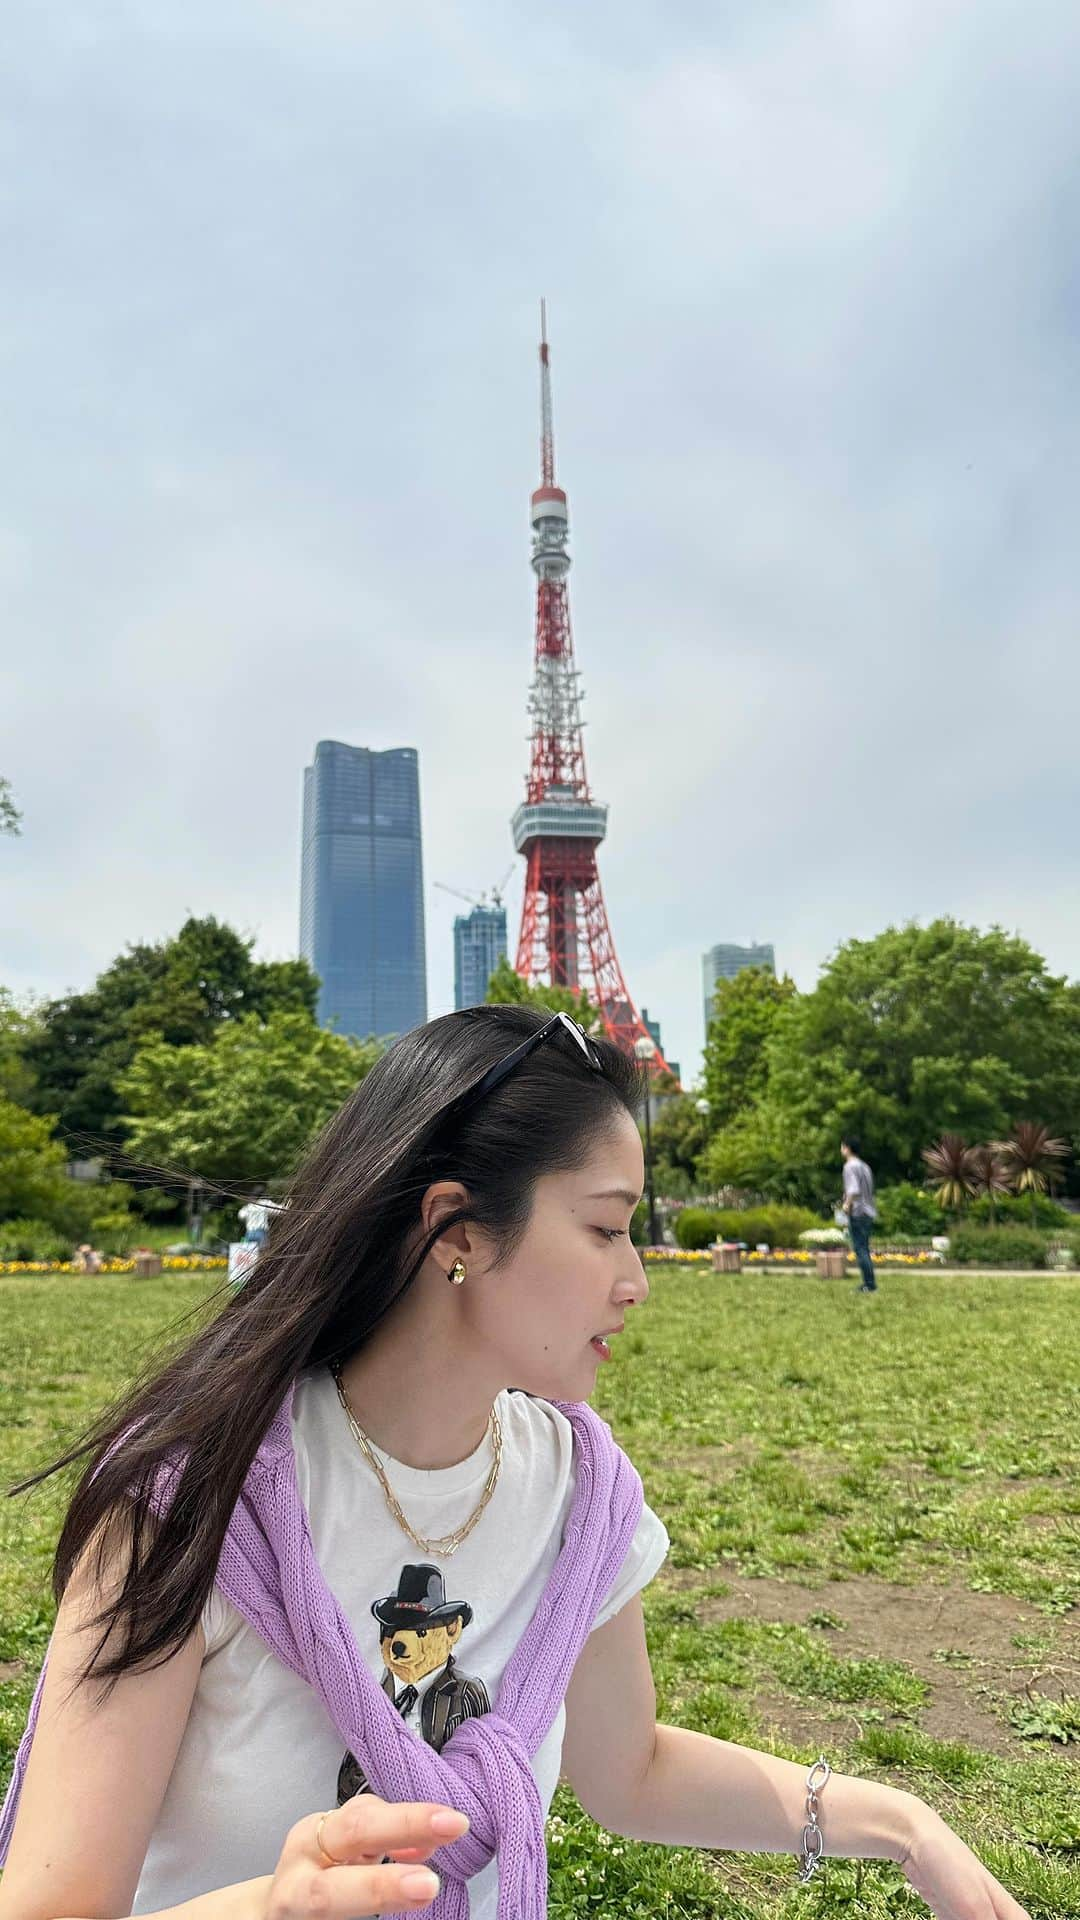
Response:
[300,741,427,1041]
[453,903,508,1010]
[702,942,776,1039]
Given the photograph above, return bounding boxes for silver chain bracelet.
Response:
[797,1756,830,1883]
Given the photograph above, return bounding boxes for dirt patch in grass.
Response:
[664,1568,1080,1758]
[747,1687,873,1755]
[662,1441,760,1474]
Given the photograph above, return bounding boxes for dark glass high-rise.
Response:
[300,741,428,1041]
[453,904,508,1010]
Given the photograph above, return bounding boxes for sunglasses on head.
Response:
[438,1010,605,1126]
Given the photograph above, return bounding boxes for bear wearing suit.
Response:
[337,1564,491,1804]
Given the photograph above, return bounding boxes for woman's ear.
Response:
[420,1180,474,1268]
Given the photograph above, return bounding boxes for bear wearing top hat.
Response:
[337,1564,491,1803]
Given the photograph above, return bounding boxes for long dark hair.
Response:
[11,1005,642,1697]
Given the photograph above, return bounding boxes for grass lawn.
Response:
[2,1265,1079,1918]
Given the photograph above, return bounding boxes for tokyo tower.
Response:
[512,307,675,1076]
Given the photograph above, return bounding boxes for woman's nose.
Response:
[616,1253,649,1307]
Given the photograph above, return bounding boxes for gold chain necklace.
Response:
[330,1363,502,1558]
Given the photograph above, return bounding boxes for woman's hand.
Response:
[263,1794,469,1918]
[898,1802,1031,1920]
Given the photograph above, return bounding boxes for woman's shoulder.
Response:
[499,1387,575,1460]
[497,1392,633,1500]
[500,1391,592,1510]
[502,1395,668,1619]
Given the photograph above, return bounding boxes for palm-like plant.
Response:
[966,1144,1013,1226]
[992,1122,1068,1227]
[922,1134,978,1214]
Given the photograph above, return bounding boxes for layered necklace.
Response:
[330,1362,502,1558]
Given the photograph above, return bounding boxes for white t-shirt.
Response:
[237,1201,278,1235]
[133,1368,668,1920]
[842,1157,877,1220]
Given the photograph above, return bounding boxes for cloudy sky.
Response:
[3,0,1079,1081]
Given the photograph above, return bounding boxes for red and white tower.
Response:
[512,307,675,1075]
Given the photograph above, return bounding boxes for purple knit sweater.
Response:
[0,1382,644,1920]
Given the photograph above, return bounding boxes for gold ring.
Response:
[316,1811,345,1867]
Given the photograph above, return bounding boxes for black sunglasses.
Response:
[439,1011,605,1126]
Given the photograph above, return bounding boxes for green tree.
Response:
[702,967,796,1132]
[0,990,38,1106]
[1,776,21,835]
[0,1095,73,1220]
[647,1095,711,1197]
[119,1011,382,1190]
[483,956,603,1034]
[703,921,1080,1205]
[699,1097,818,1204]
[0,1093,130,1241]
[24,917,321,1147]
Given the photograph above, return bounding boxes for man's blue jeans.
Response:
[849,1213,877,1290]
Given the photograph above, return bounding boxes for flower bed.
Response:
[641,1246,943,1267]
[745,1247,942,1267]
[1,1255,229,1276]
[641,1247,713,1264]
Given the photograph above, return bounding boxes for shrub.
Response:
[949,1225,1047,1270]
[799,1227,848,1248]
[714,1205,820,1248]
[675,1203,824,1251]
[875,1183,942,1239]
[968,1192,1071,1229]
[674,1207,721,1250]
[0,1217,73,1262]
[718,1205,820,1248]
[89,1210,141,1255]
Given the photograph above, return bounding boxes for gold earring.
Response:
[448,1258,467,1286]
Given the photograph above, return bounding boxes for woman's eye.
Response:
[596,1227,625,1242]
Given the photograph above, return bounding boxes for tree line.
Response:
[651,919,1080,1208]
[0,917,381,1255]
[2,912,1077,1257]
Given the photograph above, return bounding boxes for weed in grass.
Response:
[1011,1631,1054,1655]
[1008,1694,1080,1745]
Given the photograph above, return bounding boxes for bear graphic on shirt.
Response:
[337,1563,491,1803]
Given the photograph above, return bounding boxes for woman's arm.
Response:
[0,1519,465,1920]
[562,1596,1030,1920]
[0,1526,207,1920]
[561,1594,913,1856]
[47,1879,271,1920]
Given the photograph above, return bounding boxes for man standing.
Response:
[841,1135,877,1292]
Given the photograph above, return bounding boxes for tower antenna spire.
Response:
[539,298,555,488]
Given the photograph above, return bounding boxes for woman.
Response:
[0,1007,1028,1920]
[237,1186,283,1251]
[233,1185,285,1289]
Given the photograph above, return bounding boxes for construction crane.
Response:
[434,866,514,912]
